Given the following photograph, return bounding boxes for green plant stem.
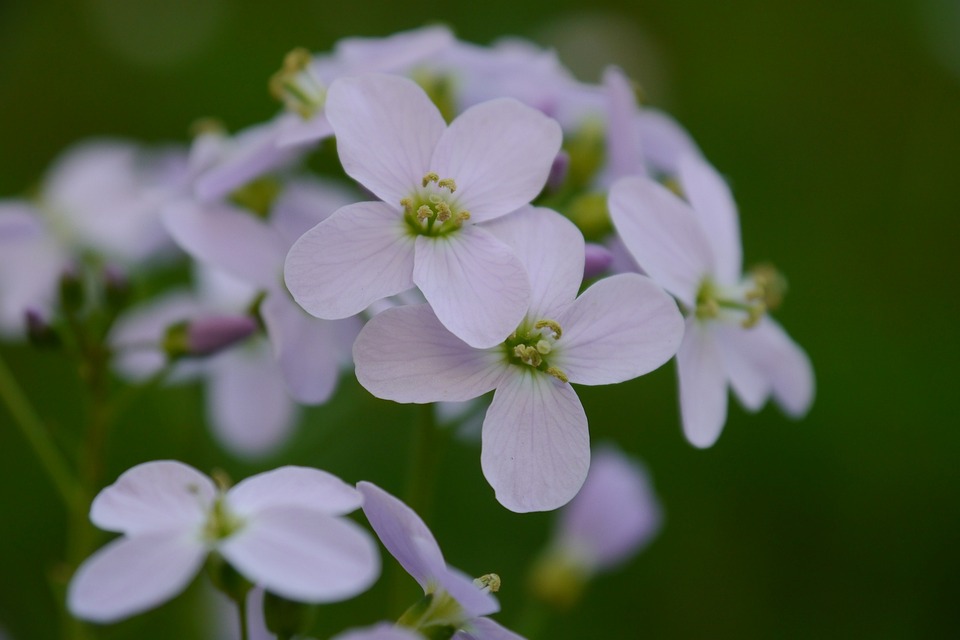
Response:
[405,403,442,522]
[237,595,250,640]
[0,352,81,509]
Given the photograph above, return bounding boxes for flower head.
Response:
[353,207,684,511]
[68,461,379,623]
[285,73,563,348]
[608,154,815,447]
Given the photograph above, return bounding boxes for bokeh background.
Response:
[2,0,958,638]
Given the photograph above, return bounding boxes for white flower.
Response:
[285,73,563,349]
[352,207,683,512]
[68,461,379,623]
[609,155,815,447]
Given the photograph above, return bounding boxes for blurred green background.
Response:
[2,0,959,638]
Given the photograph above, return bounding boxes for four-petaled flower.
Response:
[609,154,815,448]
[353,206,684,512]
[68,461,380,623]
[284,73,563,348]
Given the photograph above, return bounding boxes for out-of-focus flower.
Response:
[358,482,523,640]
[68,461,379,623]
[332,623,425,640]
[285,73,562,349]
[529,446,662,608]
[609,154,814,447]
[353,207,683,512]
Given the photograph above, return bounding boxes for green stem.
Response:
[405,403,441,523]
[237,595,250,640]
[0,352,81,509]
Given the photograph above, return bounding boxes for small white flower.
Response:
[68,461,380,623]
[609,155,815,447]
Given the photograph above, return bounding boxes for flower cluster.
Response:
[0,23,815,639]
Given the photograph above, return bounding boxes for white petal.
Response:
[227,466,361,517]
[481,371,590,513]
[220,506,379,603]
[357,482,445,590]
[275,112,335,148]
[261,293,340,404]
[332,623,424,640]
[284,202,415,319]
[325,74,445,204]
[431,563,499,619]
[676,318,728,448]
[713,323,771,412]
[206,342,298,458]
[431,99,562,222]
[752,318,815,417]
[413,226,529,349]
[163,199,284,290]
[482,206,584,319]
[679,155,743,283]
[354,304,506,403]
[635,108,702,177]
[554,274,684,386]
[90,460,215,535]
[455,616,525,640]
[67,532,206,623]
[602,66,645,182]
[608,176,715,306]
[271,177,358,246]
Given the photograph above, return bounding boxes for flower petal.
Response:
[354,303,506,403]
[455,616,525,640]
[608,176,715,306]
[332,623,425,640]
[413,226,529,349]
[275,112,335,148]
[271,177,357,246]
[712,322,772,412]
[557,446,662,571]
[261,293,341,404]
[325,74,445,204]
[676,318,728,448]
[90,460,215,535]
[481,371,590,513]
[67,531,206,623]
[206,342,298,458]
[602,66,645,182]
[752,317,815,417]
[163,199,284,290]
[357,481,445,589]
[482,206,584,319]
[432,563,499,619]
[228,466,361,517]
[220,506,379,603]
[554,274,684,386]
[678,155,743,284]
[635,108,702,177]
[431,98,562,222]
[284,201,415,319]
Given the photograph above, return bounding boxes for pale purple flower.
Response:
[358,482,523,640]
[68,461,379,623]
[285,73,563,348]
[164,177,362,408]
[609,155,815,448]
[332,623,425,640]
[353,207,684,512]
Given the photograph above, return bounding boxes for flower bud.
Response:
[545,150,570,194]
[24,309,59,349]
[163,315,258,359]
[58,268,84,314]
[583,243,614,279]
[263,590,317,639]
[102,265,131,311]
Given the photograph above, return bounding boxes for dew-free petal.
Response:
[228,466,362,518]
[676,318,728,448]
[431,98,562,223]
[413,226,529,349]
[481,371,590,512]
[90,460,215,535]
[679,155,743,284]
[220,506,379,603]
[555,274,684,386]
[608,176,715,306]
[284,202,415,319]
[67,531,206,623]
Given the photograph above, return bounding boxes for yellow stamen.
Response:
[437,178,457,192]
[422,172,440,187]
[473,574,501,594]
[417,205,432,221]
[545,367,569,383]
[534,319,563,339]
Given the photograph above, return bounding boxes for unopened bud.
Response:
[583,243,614,280]
[163,315,258,359]
[58,268,84,314]
[545,150,570,194]
[102,265,130,310]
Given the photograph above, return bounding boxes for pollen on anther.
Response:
[545,367,569,383]
[422,172,440,187]
[437,178,457,192]
[534,319,563,339]
[417,205,433,221]
[458,211,471,221]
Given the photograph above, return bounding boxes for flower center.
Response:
[401,172,471,237]
[270,48,326,118]
[504,319,569,383]
[696,264,787,328]
[202,494,245,543]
